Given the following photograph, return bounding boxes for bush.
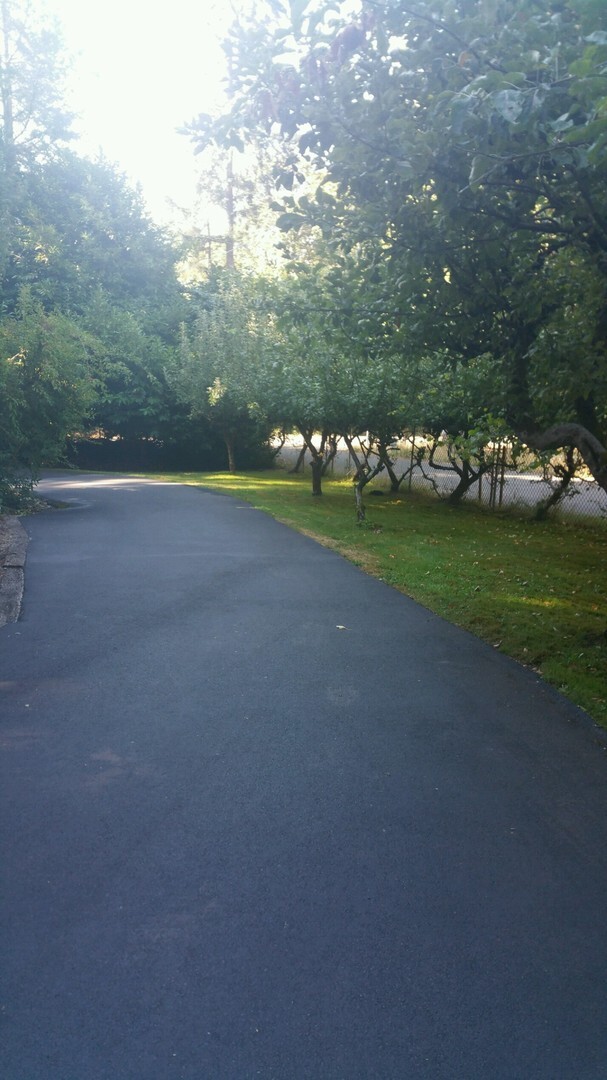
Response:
[0,469,35,513]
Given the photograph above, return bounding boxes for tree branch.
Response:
[520,423,607,494]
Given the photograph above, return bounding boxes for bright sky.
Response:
[45,0,238,226]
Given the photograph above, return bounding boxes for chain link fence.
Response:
[276,435,607,519]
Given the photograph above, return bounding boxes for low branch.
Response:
[520,423,607,494]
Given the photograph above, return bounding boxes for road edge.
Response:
[0,516,28,627]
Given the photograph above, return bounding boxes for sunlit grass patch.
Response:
[152,469,607,726]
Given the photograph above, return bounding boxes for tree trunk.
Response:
[354,481,366,521]
[225,436,236,473]
[321,436,338,475]
[446,464,483,505]
[344,433,385,520]
[534,446,578,521]
[288,445,306,473]
[226,151,235,270]
[269,430,287,461]
[310,458,323,496]
[378,439,400,492]
[1,0,15,172]
[299,427,328,496]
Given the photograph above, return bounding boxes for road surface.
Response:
[1,472,607,1079]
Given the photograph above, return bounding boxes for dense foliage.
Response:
[3,0,606,513]
[0,0,255,508]
[185,0,607,502]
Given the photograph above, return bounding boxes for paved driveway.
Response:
[1,473,607,1079]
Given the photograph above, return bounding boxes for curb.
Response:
[0,516,29,627]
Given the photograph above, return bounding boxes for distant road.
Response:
[2,472,607,1079]
[277,440,607,517]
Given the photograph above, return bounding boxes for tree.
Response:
[0,0,74,296]
[193,0,607,494]
[0,0,74,173]
[179,137,294,276]
[2,149,182,321]
[0,0,208,487]
[269,259,408,503]
[0,289,100,503]
[170,272,277,471]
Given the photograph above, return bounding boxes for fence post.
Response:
[498,443,507,508]
[408,429,416,492]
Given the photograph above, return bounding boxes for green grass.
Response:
[154,469,607,727]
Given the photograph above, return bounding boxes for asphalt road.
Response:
[2,472,607,1080]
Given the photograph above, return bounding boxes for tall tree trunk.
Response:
[321,435,338,475]
[226,151,235,270]
[1,0,15,173]
[224,40,236,270]
[310,457,323,496]
[225,435,236,473]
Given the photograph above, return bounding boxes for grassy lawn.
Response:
[155,469,607,727]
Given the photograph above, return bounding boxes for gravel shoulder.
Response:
[0,514,28,626]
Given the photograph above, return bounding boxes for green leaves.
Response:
[0,290,101,472]
[276,211,308,231]
[0,2,190,470]
[492,89,526,124]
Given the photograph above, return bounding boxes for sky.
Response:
[45,0,238,226]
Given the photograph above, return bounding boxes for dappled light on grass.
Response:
[151,469,606,725]
[187,472,279,487]
[505,595,576,611]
